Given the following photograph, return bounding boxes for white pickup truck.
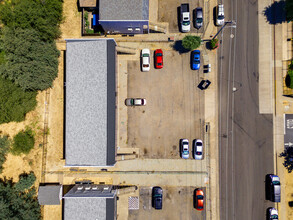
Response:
[180,3,190,32]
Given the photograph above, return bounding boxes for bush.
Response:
[0,136,10,173]
[0,0,63,42]
[0,28,60,91]
[182,35,202,50]
[210,38,219,50]
[11,128,35,155]
[14,172,36,191]
[0,77,37,124]
[0,175,40,220]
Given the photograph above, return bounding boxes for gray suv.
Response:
[194,7,203,29]
[266,174,281,202]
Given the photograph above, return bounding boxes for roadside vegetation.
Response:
[182,35,202,50]
[285,0,293,21]
[285,60,293,89]
[280,147,293,173]
[0,0,63,124]
[11,128,35,155]
[0,172,41,220]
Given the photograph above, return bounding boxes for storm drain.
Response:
[128,196,139,210]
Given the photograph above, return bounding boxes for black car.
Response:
[198,80,211,90]
[152,186,163,210]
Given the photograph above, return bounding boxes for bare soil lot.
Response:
[129,186,206,220]
[126,50,205,159]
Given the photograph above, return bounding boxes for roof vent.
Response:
[77,186,83,190]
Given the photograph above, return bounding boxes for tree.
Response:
[0,28,60,91]
[279,147,293,173]
[14,172,36,191]
[0,136,10,173]
[0,0,63,42]
[0,175,41,220]
[11,128,35,155]
[210,38,219,50]
[285,0,293,21]
[182,35,202,51]
[0,77,37,124]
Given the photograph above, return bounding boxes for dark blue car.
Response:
[191,50,201,70]
[152,186,163,210]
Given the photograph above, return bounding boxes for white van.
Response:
[216,4,225,26]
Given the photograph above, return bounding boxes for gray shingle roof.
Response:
[63,185,116,220]
[38,185,62,205]
[65,39,116,166]
[99,0,149,21]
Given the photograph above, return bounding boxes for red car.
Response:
[194,189,204,211]
[154,49,163,69]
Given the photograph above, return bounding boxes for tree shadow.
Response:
[172,41,190,54]
[285,74,291,88]
[263,1,286,24]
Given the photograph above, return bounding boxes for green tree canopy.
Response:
[280,147,293,173]
[11,128,35,155]
[14,172,36,191]
[0,77,37,124]
[0,136,10,173]
[0,0,63,42]
[0,175,40,220]
[182,35,202,51]
[286,0,293,21]
[0,28,60,91]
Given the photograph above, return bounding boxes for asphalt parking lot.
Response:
[126,49,205,159]
[158,0,206,34]
[128,186,206,220]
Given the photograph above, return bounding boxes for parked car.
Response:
[193,139,203,160]
[198,80,211,90]
[267,207,278,220]
[152,186,163,210]
[194,188,204,211]
[125,98,146,106]
[266,174,281,202]
[154,49,163,69]
[180,4,190,32]
[141,49,150,72]
[216,4,225,26]
[180,139,189,159]
[194,7,203,29]
[191,50,200,70]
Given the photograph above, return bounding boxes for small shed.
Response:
[79,0,97,8]
[38,185,63,205]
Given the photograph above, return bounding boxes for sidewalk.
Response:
[259,0,293,219]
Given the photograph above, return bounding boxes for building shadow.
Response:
[263,1,286,24]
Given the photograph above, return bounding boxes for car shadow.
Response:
[177,6,181,32]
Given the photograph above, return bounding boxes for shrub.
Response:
[0,77,37,124]
[210,38,219,50]
[0,0,63,42]
[182,35,202,51]
[0,136,10,173]
[11,128,35,155]
[0,28,60,91]
[14,172,36,191]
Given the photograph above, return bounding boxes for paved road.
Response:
[218,0,275,219]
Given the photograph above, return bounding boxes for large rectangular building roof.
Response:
[65,39,116,166]
[99,0,149,21]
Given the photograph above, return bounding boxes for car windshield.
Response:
[272,181,280,185]
[183,151,189,154]
[271,214,278,219]
[183,21,190,25]
[197,142,202,146]
[142,54,149,57]
[196,18,203,23]
[194,60,200,64]
[156,53,163,56]
[143,64,149,67]
[157,63,162,66]
[197,195,204,199]
[218,15,224,19]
